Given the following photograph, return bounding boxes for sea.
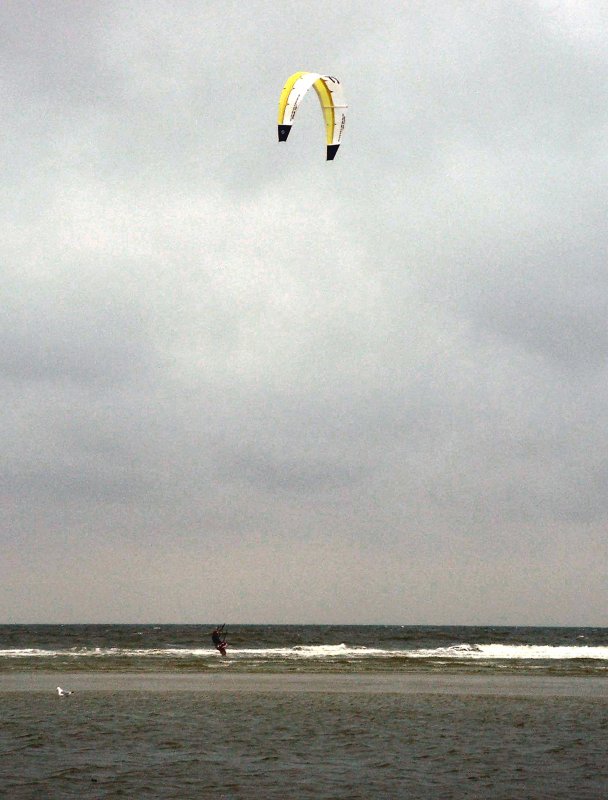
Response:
[1,624,607,799]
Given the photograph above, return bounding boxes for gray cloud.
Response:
[1,0,607,623]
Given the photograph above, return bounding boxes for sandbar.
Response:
[1,671,606,697]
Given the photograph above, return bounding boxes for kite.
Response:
[277,72,347,160]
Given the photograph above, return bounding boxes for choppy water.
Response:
[1,624,607,675]
[2,679,607,799]
[2,626,607,798]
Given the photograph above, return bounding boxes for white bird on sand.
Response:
[57,687,74,696]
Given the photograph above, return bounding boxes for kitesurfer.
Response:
[211,624,227,656]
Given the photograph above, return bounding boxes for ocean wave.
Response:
[406,644,608,660]
[1,643,607,661]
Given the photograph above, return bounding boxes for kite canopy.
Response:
[277,72,347,160]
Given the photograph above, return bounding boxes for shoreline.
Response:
[2,671,607,697]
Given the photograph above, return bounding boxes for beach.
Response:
[2,670,608,696]
[2,671,607,799]
[2,625,606,797]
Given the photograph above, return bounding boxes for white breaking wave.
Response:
[405,644,608,660]
[0,644,377,660]
[238,644,382,658]
[0,647,211,658]
[1,644,607,660]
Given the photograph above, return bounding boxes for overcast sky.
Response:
[2,1,607,624]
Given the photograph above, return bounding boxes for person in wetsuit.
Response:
[211,624,227,654]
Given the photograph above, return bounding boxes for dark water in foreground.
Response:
[1,675,607,799]
[1,626,607,798]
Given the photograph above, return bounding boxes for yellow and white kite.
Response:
[277,72,347,161]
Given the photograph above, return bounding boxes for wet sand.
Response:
[2,670,606,697]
